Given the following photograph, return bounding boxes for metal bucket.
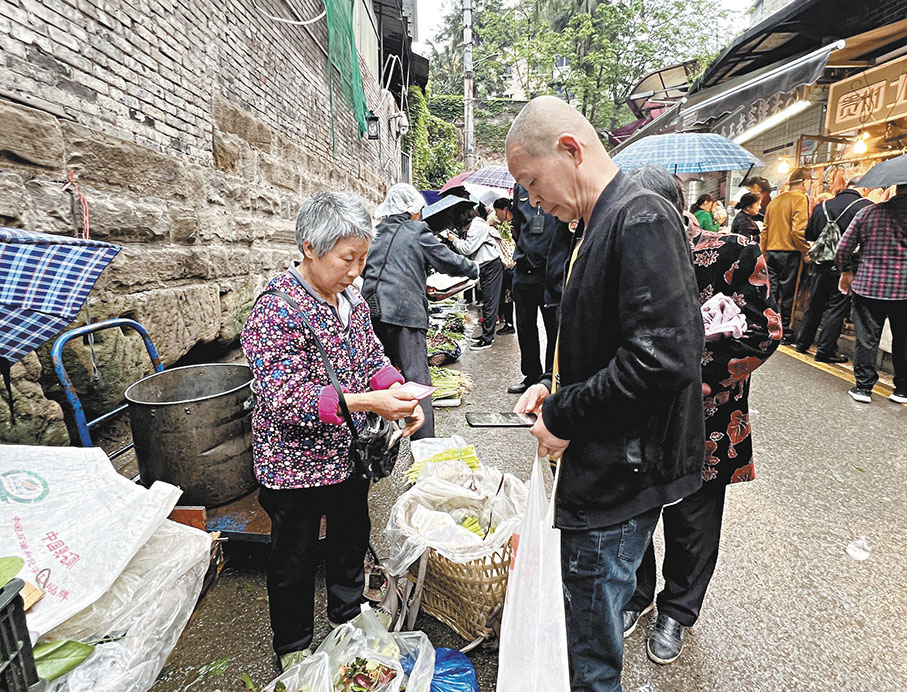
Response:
[125,363,256,507]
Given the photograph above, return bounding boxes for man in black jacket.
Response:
[507,96,704,692]
[508,184,573,393]
[795,180,873,362]
[362,184,478,439]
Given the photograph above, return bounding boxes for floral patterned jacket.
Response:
[240,269,403,490]
[694,231,781,485]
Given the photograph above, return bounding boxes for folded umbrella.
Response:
[0,227,120,422]
[854,153,907,189]
[613,132,762,174]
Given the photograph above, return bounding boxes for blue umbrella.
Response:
[613,132,762,174]
[1,227,120,421]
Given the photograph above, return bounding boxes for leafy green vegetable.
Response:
[0,556,24,587]
[240,672,257,691]
[33,640,95,682]
[200,657,232,676]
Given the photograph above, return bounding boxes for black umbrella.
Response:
[421,195,476,231]
[856,153,907,189]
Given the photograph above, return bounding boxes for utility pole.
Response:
[463,0,475,170]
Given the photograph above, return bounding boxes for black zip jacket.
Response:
[541,173,705,530]
[511,184,573,307]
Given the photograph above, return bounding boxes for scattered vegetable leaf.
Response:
[853,466,865,473]
[200,657,232,676]
[0,556,25,587]
[33,640,95,682]
[240,672,258,691]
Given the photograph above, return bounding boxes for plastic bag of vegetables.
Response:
[384,465,527,578]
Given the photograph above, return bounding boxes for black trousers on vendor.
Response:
[478,257,504,342]
[373,321,435,439]
[259,477,370,655]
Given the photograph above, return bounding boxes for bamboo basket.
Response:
[407,539,512,642]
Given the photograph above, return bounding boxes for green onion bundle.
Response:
[403,445,481,483]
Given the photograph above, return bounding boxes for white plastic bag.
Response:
[496,457,570,692]
[44,520,211,692]
[0,445,182,637]
[395,631,435,692]
[384,465,527,577]
[263,651,334,692]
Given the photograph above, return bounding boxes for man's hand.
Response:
[529,412,570,460]
[803,253,813,264]
[514,383,550,416]
[839,271,855,295]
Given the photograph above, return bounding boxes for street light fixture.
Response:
[366,111,380,140]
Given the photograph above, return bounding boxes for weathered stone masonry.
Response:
[0,0,402,444]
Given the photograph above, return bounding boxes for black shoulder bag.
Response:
[254,289,401,482]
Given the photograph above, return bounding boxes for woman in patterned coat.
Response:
[624,167,781,664]
[241,191,424,671]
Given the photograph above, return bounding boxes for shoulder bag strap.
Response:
[373,224,405,288]
[834,198,863,224]
[253,289,359,439]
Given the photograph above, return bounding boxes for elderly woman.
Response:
[362,183,478,439]
[623,167,780,665]
[241,191,424,671]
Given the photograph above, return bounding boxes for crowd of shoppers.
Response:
[240,96,905,690]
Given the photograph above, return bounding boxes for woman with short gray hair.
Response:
[241,190,424,671]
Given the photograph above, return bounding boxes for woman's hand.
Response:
[400,402,425,438]
[356,388,420,421]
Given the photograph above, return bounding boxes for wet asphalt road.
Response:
[151,316,906,692]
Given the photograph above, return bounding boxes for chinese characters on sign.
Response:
[826,55,907,135]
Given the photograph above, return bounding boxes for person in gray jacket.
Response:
[362,183,478,439]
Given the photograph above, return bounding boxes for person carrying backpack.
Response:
[795,179,872,362]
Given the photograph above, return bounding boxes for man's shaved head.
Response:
[505,95,599,158]
[505,95,617,223]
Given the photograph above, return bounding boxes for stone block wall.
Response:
[0,0,404,444]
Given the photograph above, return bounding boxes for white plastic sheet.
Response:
[385,464,527,577]
[0,445,182,637]
[45,519,210,692]
[496,457,570,692]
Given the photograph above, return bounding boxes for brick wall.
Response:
[0,0,405,444]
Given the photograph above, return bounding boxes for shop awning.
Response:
[676,42,841,131]
[698,0,905,87]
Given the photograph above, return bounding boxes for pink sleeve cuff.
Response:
[369,364,404,391]
[318,386,346,425]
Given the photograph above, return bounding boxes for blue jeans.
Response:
[561,506,662,692]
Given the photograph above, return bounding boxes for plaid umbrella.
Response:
[613,133,762,174]
[464,165,515,191]
[1,227,120,419]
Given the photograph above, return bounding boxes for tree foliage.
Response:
[428,0,732,130]
[405,86,461,189]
